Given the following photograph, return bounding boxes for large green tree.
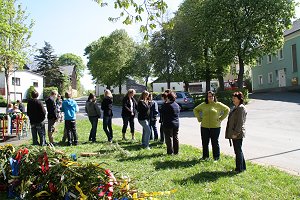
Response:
[206,0,295,88]
[129,43,152,88]
[85,29,135,94]
[34,41,67,93]
[150,27,179,89]
[0,0,34,102]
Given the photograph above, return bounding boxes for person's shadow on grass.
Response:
[154,159,199,170]
[177,171,236,184]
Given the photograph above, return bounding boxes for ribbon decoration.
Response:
[34,190,51,198]
[1,162,6,180]
[38,152,49,174]
[9,158,19,176]
[15,148,29,163]
[75,181,87,200]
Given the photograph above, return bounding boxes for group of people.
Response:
[25,88,247,173]
[6,100,25,113]
[121,89,180,154]
[27,90,79,146]
[193,91,247,173]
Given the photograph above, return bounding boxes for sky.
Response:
[19,0,300,90]
[19,0,183,90]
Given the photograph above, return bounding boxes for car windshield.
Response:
[176,93,183,98]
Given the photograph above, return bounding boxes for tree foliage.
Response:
[129,43,152,87]
[34,41,67,93]
[84,29,135,94]
[0,0,34,102]
[93,0,168,40]
[58,53,85,78]
[149,27,179,88]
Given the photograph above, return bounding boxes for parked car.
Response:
[154,91,195,110]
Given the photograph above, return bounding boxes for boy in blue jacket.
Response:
[62,92,79,146]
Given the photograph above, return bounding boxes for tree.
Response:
[58,53,85,78]
[93,0,168,39]
[129,43,152,88]
[150,27,178,89]
[0,0,34,103]
[58,53,86,94]
[207,0,295,88]
[34,41,67,93]
[85,29,135,94]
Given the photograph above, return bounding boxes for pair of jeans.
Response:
[160,123,164,142]
[103,115,113,142]
[164,127,179,154]
[65,120,77,145]
[31,122,46,146]
[149,120,158,140]
[233,139,246,172]
[88,116,98,142]
[122,116,135,134]
[139,120,151,148]
[201,127,221,160]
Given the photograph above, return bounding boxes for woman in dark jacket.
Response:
[137,90,151,149]
[225,91,247,173]
[101,89,113,143]
[85,93,101,142]
[160,90,180,155]
[121,89,137,140]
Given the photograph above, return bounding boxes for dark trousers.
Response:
[149,120,158,140]
[103,115,113,142]
[233,139,246,172]
[122,115,135,134]
[201,127,221,160]
[65,120,77,145]
[88,116,98,142]
[164,127,179,154]
[31,122,46,146]
[160,123,164,142]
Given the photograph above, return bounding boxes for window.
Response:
[267,54,272,63]
[176,93,183,98]
[275,70,279,81]
[256,57,262,66]
[292,44,298,72]
[258,75,263,85]
[33,82,38,87]
[268,72,273,84]
[278,48,284,60]
[161,87,164,92]
[12,77,20,86]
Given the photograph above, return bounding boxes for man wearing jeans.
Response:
[27,90,46,146]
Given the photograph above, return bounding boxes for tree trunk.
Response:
[218,75,224,91]
[106,85,111,90]
[238,56,245,89]
[118,83,122,94]
[145,76,149,89]
[5,69,10,104]
[204,47,211,92]
[183,81,189,92]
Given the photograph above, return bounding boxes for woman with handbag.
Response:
[225,91,247,173]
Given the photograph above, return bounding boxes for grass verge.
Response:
[1,119,300,199]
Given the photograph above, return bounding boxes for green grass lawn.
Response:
[1,119,300,199]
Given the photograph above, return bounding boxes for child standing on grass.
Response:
[62,92,79,146]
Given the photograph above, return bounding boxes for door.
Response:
[278,69,286,87]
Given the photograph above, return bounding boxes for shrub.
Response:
[216,89,249,107]
[43,87,58,99]
[26,86,36,100]
[0,95,7,107]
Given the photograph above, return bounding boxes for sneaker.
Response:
[144,147,151,150]
[122,137,127,141]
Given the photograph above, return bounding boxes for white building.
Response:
[0,70,44,101]
[152,81,219,93]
